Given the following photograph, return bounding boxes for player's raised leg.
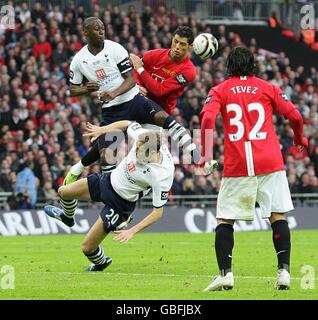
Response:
[135,96,201,164]
[270,212,291,290]
[204,219,235,291]
[63,144,98,185]
[82,216,112,271]
[44,178,91,227]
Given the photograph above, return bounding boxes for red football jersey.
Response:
[201,76,304,177]
[134,49,196,114]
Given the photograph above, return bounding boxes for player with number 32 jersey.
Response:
[201,47,308,293]
[200,73,307,177]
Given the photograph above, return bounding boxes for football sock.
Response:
[215,223,234,276]
[271,220,291,272]
[70,161,85,176]
[85,246,108,266]
[59,197,77,219]
[163,116,200,164]
[81,142,100,167]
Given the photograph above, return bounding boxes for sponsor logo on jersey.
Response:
[127,162,136,172]
[279,92,289,101]
[162,67,176,77]
[161,191,169,200]
[95,68,107,79]
[176,74,188,86]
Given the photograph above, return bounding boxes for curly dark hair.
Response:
[226,46,256,77]
[173,26,194,45]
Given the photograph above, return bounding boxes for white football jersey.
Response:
[69,40,139,108]
[110,122,175,207]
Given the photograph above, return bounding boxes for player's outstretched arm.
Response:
[70,82,100,97]
[113,207,163,243]
[83,120,131,142]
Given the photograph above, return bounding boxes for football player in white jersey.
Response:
[44,120,175,271]
[64,17,200,184]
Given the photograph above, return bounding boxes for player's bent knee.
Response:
[154,111,168,126]
[217,218,235,226]
[58,186,72,200]
[269,212,286,224]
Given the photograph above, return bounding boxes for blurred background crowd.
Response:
[0,1,317,209]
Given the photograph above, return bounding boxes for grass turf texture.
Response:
[0,230,317,300]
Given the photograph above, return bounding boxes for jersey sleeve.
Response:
[271,85,306,145]
[133,69,143,86]
[200,89,222,160]
[151,177,171,208]
[271,85,298,117]
[127,122,148,141]
[141,50,153,69]
[113,43,133,75]
[69,55,83,85]
[139,65,196,97]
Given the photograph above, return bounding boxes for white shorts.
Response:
[216,170,294,221]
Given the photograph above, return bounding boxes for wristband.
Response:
[137,67,145,75]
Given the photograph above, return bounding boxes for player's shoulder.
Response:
[250,76,278,93]
[71,44,88,62]
[208,79,227,95]
[146,48,168,57]
[183,56,196,76]
[105,40,127,52]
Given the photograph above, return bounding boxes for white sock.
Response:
[70,161,85,175]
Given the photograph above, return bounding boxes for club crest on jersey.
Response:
[95,68,107,79]
[161,191,169,200]
[279,92,289,101]
[176,74,188,85]
[127,162,136,172]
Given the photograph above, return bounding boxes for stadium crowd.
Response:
[0,1,317,208]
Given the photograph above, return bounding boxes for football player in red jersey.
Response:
[130,26,196,115]
[201,47,308,291]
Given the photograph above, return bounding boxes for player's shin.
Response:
[215,223,234,276]
[163,116,200,163]
[271,220,291,272]
[59,197,78,219]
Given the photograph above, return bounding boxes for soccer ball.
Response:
[193,33,219,60]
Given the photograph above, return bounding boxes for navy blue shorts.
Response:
[87,172,136,233]
[100,93,163,126]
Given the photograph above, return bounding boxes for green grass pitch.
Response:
[0,230,317,300]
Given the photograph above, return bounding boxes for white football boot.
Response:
[203,272,234,291]
[275,269,290,290]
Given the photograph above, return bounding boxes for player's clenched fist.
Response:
[294,136,308,152]
[85,81,100,92]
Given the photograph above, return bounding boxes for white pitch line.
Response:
[17,271,317,280]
